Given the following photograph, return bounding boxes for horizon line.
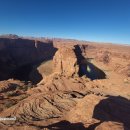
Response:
[0,33,130,46]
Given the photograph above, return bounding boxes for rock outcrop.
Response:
[53,45,84,77]
[53,47,78,77]
[0,91,80,125]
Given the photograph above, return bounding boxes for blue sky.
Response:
[0,0,130,44]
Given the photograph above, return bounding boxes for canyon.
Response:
[0,35,130,130]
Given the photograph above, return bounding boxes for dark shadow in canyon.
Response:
[0,38,57,84]
[87,96,130,130]
[79,61,106,80]
[74,45,106,80]
[40,120,86,130]
[11,64,33,81]
[10,63,43,84]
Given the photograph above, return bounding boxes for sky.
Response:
[0,0,130,44]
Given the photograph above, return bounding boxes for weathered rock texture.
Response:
[0,93,130,130]
[0,91,79,125]
[53,45,84,77]
[53,47,78,77]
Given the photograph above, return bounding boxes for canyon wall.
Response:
[0,38,57,80]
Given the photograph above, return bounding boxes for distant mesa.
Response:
[0,34,19,39]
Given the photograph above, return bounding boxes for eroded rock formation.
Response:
[53,45,85,77]
[53,47,79,77]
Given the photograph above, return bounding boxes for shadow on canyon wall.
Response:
[0,38,57,84]
[40,120,86,130]
[74,45,106,80]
